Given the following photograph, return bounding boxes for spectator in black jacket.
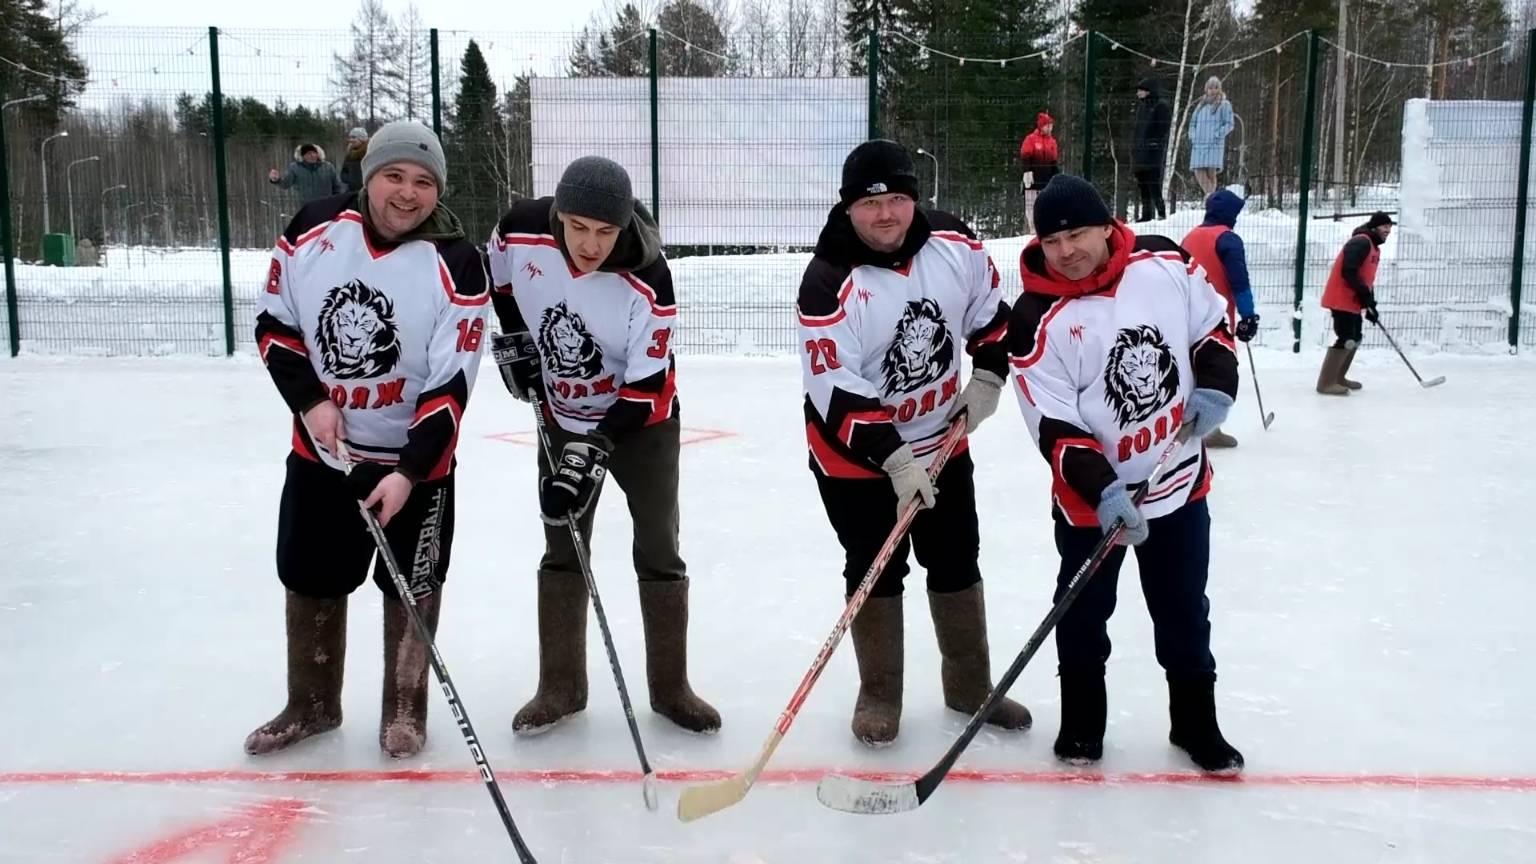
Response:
[1132,77,1172,222]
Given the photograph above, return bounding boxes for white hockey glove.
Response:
[948,369,1004,434]
[882,444,937,513]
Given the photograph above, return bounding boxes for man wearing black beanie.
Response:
[1006,174,1245,775]
[797,138,1032,745]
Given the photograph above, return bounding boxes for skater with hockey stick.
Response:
[1318,211,1393,395]
[246,121,490,760]
[1183,188,1263,443]
[1011,175,1243,775]
[486,156,719,737]
[796,139,1031,749]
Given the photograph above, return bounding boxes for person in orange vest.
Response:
[1019,112,1060,234]
[1181,189,1257,448]
[1318,211,1393,395]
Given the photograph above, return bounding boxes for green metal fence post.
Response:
[1082,31,1097,181]
[1,75,20,357]
[430,29,443,139]
[649,28,660,222]
[1291,30,1321,354]
[867,27,879,139]
[1509,28,1536,352]
[209,27,235,357]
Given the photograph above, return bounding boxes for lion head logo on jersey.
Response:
[538,301,604,379]
[317,280,400,379]
[1103,324,1178,426]
[881,299,954,394]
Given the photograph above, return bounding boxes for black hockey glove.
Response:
[345,461,393,502]
[1364,304,1380,325]
[492,330,542,402]
[1235,314,1259,343]
[539,440,610,525]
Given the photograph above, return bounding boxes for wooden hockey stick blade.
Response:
[676,732,781,822]
[816,774,922,815]
[1420,376,1446,388]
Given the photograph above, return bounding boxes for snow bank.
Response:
[5,141,1531,357]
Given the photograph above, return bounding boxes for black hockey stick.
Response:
[816,431,1192,815]
[335,442,539,863]
[1244,343,1275,429]
[527,394,660,811]
[1374,320,1446,388]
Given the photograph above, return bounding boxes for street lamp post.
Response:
[915,147,940,208]
[39,131,69,234]
[65,155,100,239]
[101,184,127,246]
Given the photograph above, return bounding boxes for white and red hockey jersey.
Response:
[486,197,678,441]
[1008,222,1238,524]
[254,193,490,480]
[797,206,1009,478]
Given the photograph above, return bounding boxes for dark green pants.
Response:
[538,417,685,583]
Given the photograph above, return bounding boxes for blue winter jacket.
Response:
[1188,99,1234,171]
[1202,189,1254,318]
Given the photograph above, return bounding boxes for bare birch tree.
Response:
[329,0,406,128]
[393,3,432,123]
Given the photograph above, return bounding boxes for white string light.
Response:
[1321,37,1513,70]
[655,28,732,62]
[889,29,1085,67]
[1101,31,1307,71]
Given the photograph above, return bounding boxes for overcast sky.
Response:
[66,0,622,108]
[85,0,611,35]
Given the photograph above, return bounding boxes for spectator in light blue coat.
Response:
[1188,76,1235,197]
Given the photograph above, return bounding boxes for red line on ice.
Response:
[3,768,1535,791]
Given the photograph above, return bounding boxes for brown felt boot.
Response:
[928,583,1032,731]
[1339,342,1363,390]
[512,572,589,735]
[379,591,441,758]
[1316,347,1351,396]
[244,590,347,755]
[638,578,721,733]
[1202,427,1238,448]
[849,594,904,746]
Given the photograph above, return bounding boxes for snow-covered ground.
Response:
[4,195,1529,358]
[3,352,1536,862]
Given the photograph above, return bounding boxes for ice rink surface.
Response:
[3,350,1535,862]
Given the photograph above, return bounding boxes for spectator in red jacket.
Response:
[1019,113,1060,234]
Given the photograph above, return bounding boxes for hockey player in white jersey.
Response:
[798,139,1032,746]
[1008,174,1243,774]
[486,156,719,735]
[246,121,490,759]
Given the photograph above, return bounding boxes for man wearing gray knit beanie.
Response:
[358,120,449,242]
[552,155,642,272]
[484,155,720,735]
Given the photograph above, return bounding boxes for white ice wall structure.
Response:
[529,77,867,247]
[1392,98,1531,348]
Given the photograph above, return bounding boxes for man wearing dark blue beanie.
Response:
[1006,172,1246,776]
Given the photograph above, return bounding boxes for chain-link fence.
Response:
[3,23,1535,357]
